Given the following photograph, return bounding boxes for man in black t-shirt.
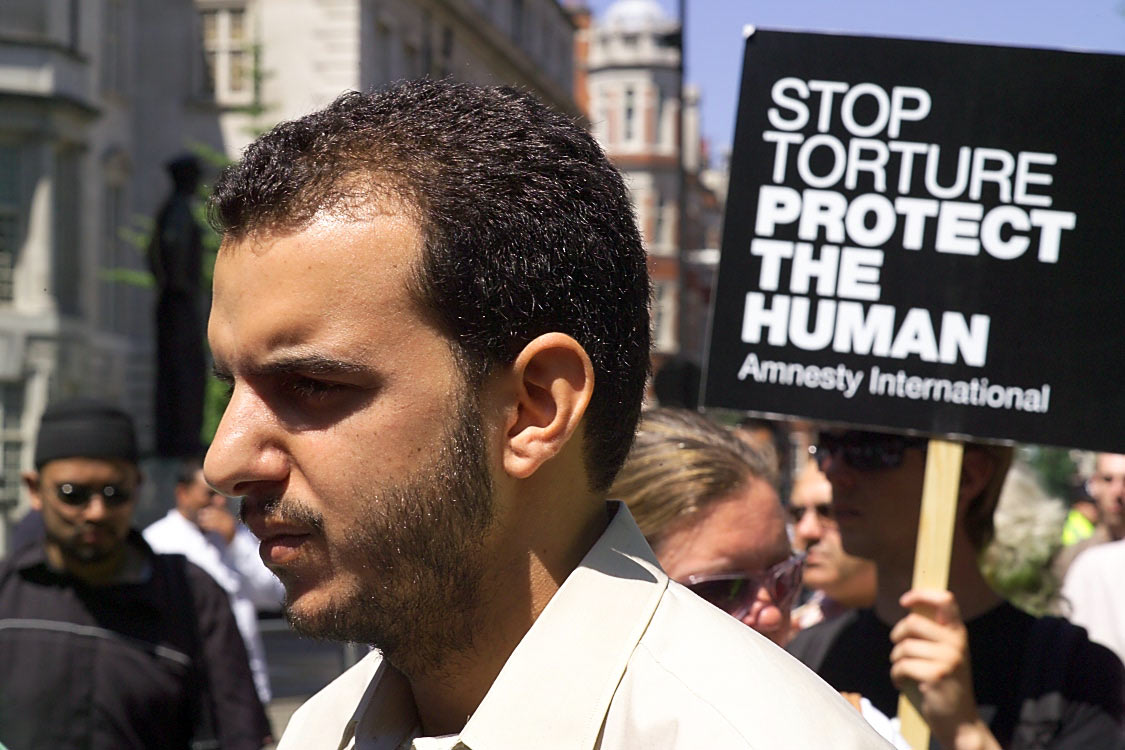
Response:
[788,431,1125,750]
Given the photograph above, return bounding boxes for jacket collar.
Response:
[460,501,667,749]
[341,503,668,750]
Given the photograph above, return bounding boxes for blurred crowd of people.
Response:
[2,394,1123,749]
[2,394,1122,748]
[609,406,1125,748]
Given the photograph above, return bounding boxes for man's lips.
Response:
[804,548,826,566]
[260,533,311,565]
[246,517,314,565]
[77,526,111,545]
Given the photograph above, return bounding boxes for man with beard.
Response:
[0,397,269,749]
[204,80,888,749]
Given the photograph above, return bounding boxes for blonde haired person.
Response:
[610,408,802,646]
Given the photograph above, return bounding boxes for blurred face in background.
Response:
[176,468,226,525]
[788,461,876,608]
[27,457,139,569]
[655,479,798,646]
[814,430,930,573]
[1089,453,1125,540]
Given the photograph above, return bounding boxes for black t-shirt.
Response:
[787,604,1125,749]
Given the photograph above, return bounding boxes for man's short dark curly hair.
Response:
[209,79,651,491]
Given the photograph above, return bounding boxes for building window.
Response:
[440,27,453,78]
[199,5,253,105]
[100,0,128,95]
[0,382,25,512]
[403,42,419,79]
[68,0,80,51]
[624,85,636,142]
[421,11,433,77]
[99,184,125,332]
[652,280,677,353]
[375,22,392,83]
[0,147,21,304]
[53,148,82,318]
[512,0,524,44]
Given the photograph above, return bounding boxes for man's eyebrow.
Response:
[238,354,373,378]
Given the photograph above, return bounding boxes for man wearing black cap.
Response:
[0,397,269,750]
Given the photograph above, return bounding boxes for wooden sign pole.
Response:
[897,438,964,750]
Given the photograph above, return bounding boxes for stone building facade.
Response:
[0,0,576,548]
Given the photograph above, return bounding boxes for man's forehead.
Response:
[791,486,831,507]
[210,213,429,354]
[41,457,136,479]
[217,195,420,254]
[1095,453,1125,475]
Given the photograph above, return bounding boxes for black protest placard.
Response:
[702,29,1125,452]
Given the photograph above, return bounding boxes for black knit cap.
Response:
[34,397,138,469]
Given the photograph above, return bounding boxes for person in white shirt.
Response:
[145,458,283,704]
[1063,536,1125,664]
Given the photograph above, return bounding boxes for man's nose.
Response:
[795,507,823,546]
[740,585,784,633]
[204,383,289,498]
[83,495,111,521]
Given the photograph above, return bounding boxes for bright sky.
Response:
[584,0,1125,162]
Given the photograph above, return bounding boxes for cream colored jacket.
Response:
[278,503,891,750]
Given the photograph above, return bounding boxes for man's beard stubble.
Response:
[49,521,126,565]
[261,389,495,675]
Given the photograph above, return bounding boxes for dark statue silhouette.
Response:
[149,155,206,457]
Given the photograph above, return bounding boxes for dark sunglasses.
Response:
[787,502,834,525]
[54,482,133,507]
[813,431,927,472]
[681,553,805,619]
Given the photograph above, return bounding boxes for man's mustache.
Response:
[240,494,325,532]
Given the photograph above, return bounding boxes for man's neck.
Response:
[872,534,1003,626]
[821,560,878,609]
[405,491,610,737]
[46,540,142,586]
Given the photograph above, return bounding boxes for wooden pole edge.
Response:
[898,438,964,750]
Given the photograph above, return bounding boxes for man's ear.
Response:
[501,333,594,480]
[958,448,995,506]
[23,471,43,512]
